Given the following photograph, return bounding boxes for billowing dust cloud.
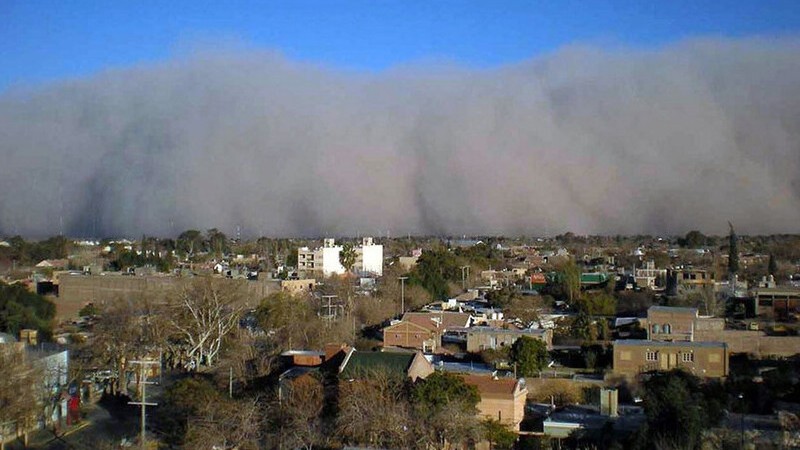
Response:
[1,38,800,238]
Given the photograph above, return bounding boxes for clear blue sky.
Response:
[2,0,800,91]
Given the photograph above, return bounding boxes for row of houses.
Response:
[280,344,529,433]
[382,311,553,355]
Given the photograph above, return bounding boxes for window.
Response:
[652,324,661,334]
[663,324,671,334]
[682,352,694,363]
[646,351,658,362]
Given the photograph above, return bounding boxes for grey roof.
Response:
[614,339,726,349]
[648,306,698,315]
[464,327,548,336]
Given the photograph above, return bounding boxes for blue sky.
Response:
[2,0,800,91]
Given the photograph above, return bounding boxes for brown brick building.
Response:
[645,306,698,341]
[613,340,728,379]
[462,375,528,431]
[382,320,439,352]
[382,312,472,352]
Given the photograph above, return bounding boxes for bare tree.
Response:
[0,345,44,448]
[184,397,262,450]
[266,374,326,450]
[92,296,165,395]
[169,278,244,369]
[336,370,412,449]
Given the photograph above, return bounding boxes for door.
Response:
[659,353,668,370]
[668,353,677,369]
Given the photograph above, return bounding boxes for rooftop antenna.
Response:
[58,184,65,236]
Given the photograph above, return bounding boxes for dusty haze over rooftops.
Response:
[1,38,800,237]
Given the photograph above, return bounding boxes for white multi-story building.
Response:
[356,237,383,276]
[297,238,345,277]
[297,237,383,278]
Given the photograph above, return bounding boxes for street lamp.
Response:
[738,393,745,449]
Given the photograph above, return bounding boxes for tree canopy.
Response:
[410,248,460,300]
[412,371,480,411]
[678,230,708,248]
[510,335,549,376]
[634,370,726,450]
[0,281,56,338]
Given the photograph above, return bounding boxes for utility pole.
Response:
[460,266,470,291]
[398,276,408,315]
[128,360,159,450]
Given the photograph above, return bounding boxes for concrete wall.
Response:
[57,274,278,319]
[280,278,316,295]
[466,329,552,353]
[694,330,800,358]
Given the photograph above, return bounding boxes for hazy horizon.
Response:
[2,37,800,238]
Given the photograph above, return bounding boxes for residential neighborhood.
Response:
[1,230,800,448]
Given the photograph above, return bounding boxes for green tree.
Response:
[481,418,517,450]
[558,259,581,303]
[485,285,520,309]
[78,303,98,317]
[575,291,616,316]
[206,228,228,256]
[410,248,460,300]
[679,230,707,248]
[728,222,739,276]
[157,376,222,446]
[768,254,778,276]
[635,370,724,450]
[0,282,56,338]
[412,372,481,449]
[510,335,549,376]
[178,229,204,257]
[339,242,357,273]
[570,312,594,341]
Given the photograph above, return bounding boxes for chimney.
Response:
[20,329,38,346]
[324,343,348,362]
[600,387,619,417]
